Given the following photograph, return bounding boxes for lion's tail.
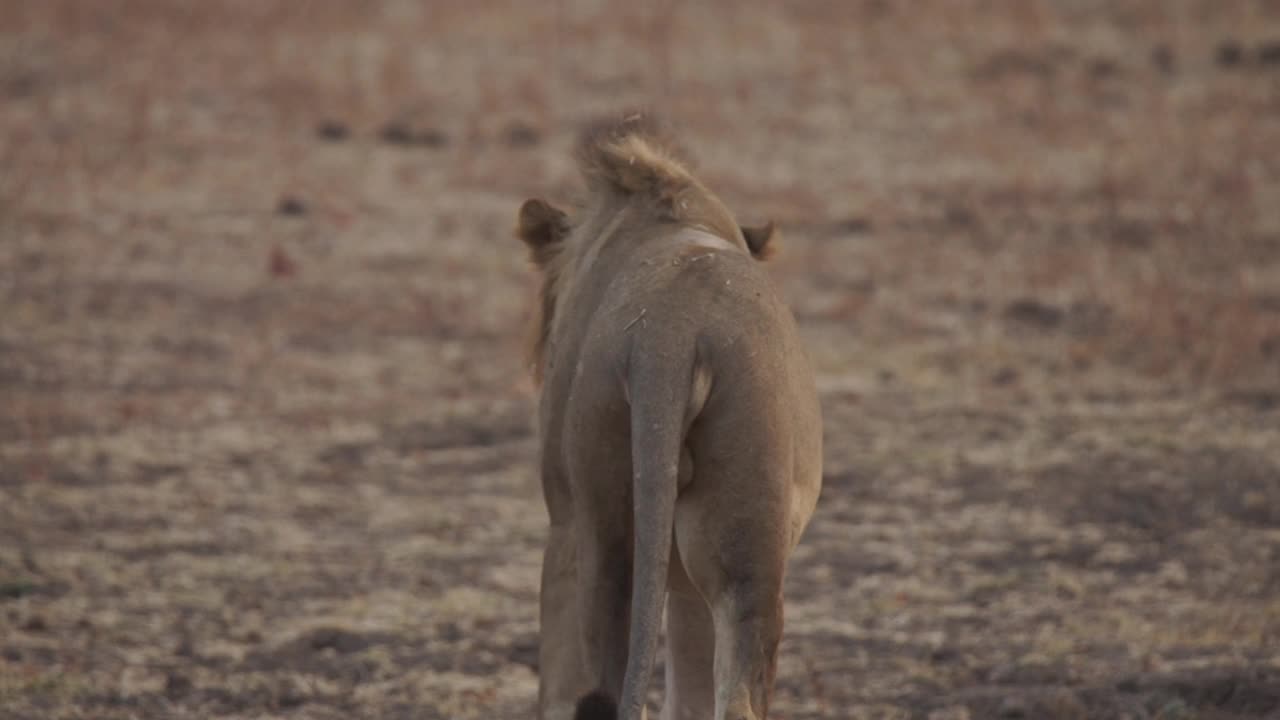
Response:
[572,330,696,719]
[625,334,697,720]
[573,690,618,720]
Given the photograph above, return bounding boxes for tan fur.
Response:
[518,113,821,720]
[522,114,779,385]
[516,198,570,382]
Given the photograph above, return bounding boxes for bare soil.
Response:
[2,2,1279,718]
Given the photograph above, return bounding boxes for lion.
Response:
[516,113,823,720]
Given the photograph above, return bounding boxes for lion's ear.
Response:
[517,198,569,266]
[741,221,778,261]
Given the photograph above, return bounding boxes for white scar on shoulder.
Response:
[677,227,740,252]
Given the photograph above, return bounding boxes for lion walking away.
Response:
[517,112,823,720]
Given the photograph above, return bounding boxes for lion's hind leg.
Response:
[540,521,592,720]
[661,549,716,720]
[569,432,635,709]
[673,470,788,720]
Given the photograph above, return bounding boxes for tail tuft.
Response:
[573,690,618,720]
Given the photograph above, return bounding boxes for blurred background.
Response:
[2,1,1278,718]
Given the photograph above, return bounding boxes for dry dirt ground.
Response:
[3,2,1280,718]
